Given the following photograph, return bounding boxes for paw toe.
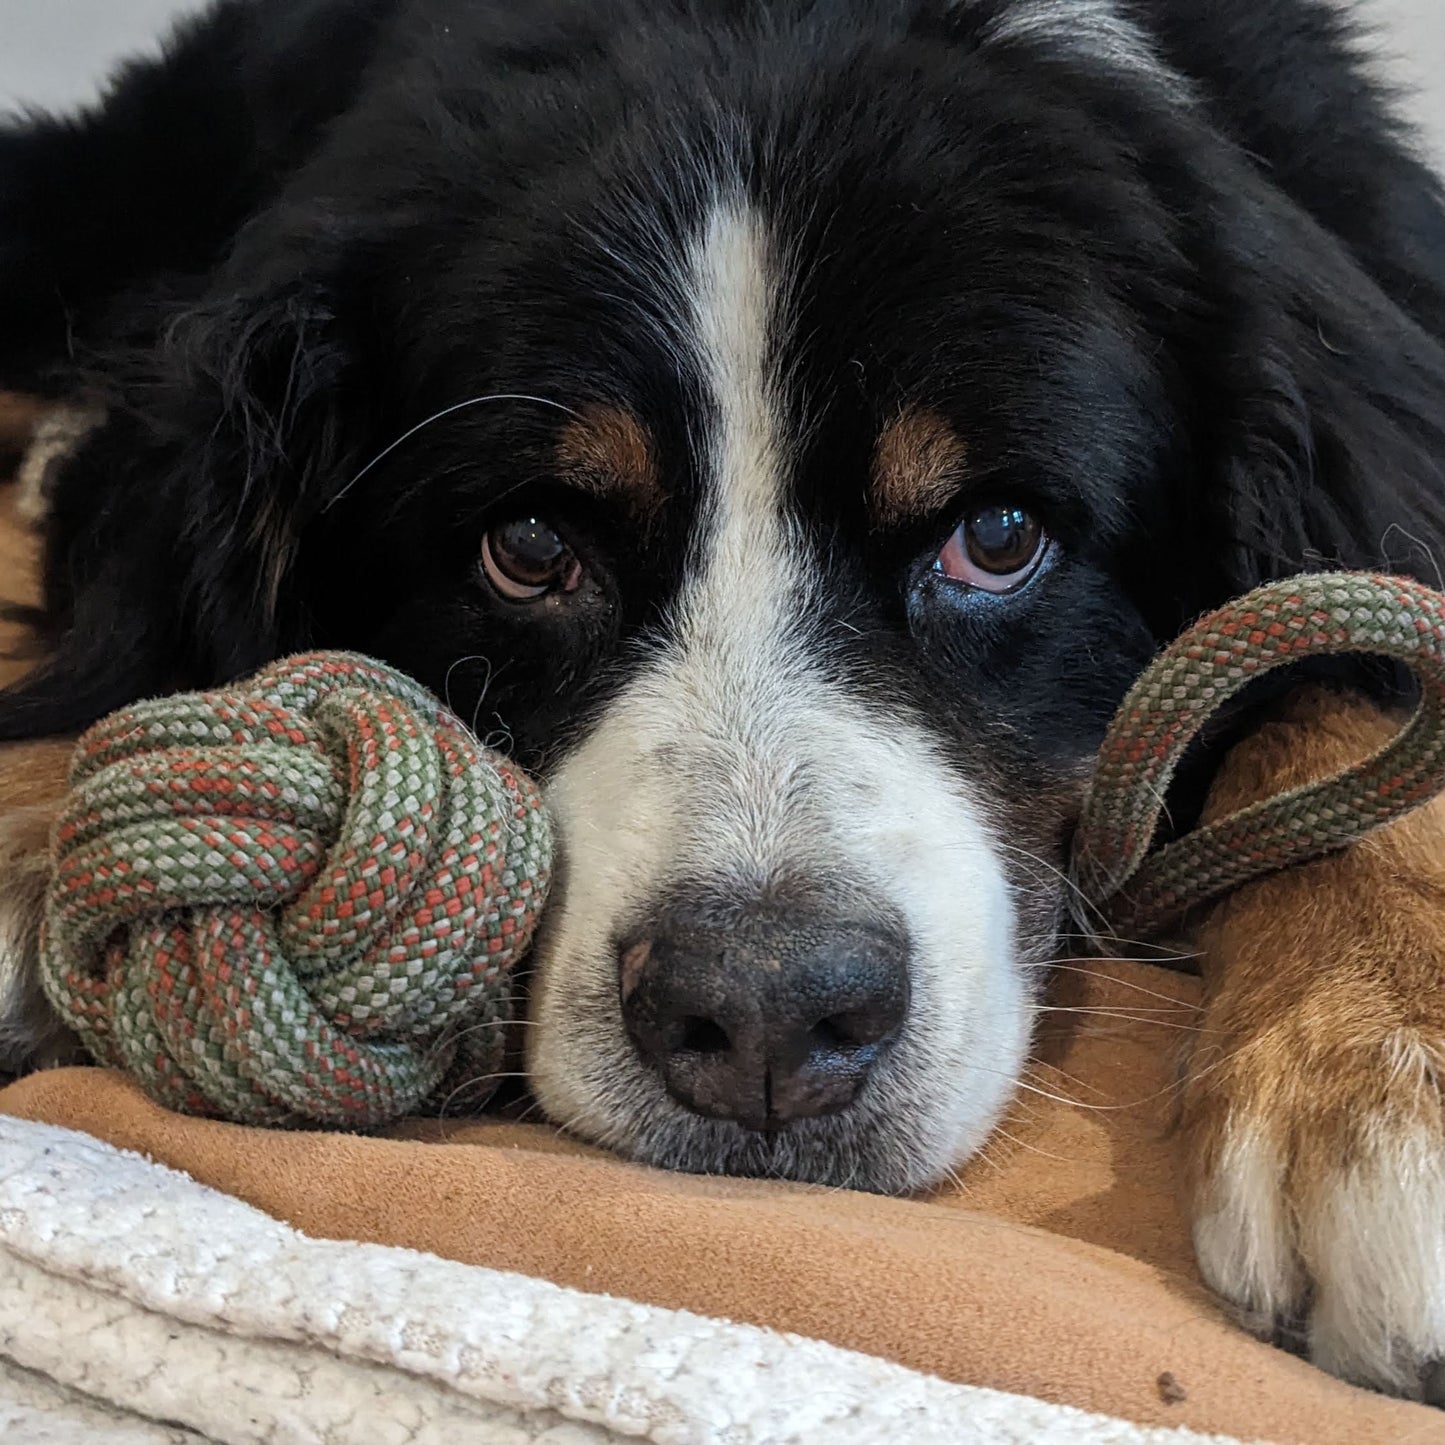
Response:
[1194,1119,1445,1401]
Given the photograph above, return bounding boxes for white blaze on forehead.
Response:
[666,198,818,876]
[687,201,784,532]
[528,193,1029,1189]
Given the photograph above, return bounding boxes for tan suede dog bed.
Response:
[3,962,1439,1443]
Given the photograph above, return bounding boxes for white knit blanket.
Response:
[0,1115,1249,1444]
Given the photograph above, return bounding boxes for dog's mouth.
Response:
[595,1090,939,1194]
[520,883,1042,1195]
[528,1010,1031,1194]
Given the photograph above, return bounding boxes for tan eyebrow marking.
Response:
[555,404,665,520]
[870,407,967,529]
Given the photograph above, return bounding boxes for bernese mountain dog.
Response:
[3,0,1445,1400]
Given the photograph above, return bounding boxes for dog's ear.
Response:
[0,262,374,740]
[0,0,397,396]
[1193,176,1445,610]
[0,0,402,739]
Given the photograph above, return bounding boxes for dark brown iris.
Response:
[964,505,1043,575]
[481,518,578,600]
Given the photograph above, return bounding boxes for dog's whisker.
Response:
[431,1070,534,1119]
[961,1060,1191,1115]
[1022,1062,1113,1104]
[441,652,493,719]
[1025,959,1204,1002]
[1029,945,1204,968]
[1033,1005,1209,1033]
[326,393,577,510]
[1034,997,1200,1014]
[940,1161,981,1197]
[995,840,1095,911]
[987,1124,1095,1169]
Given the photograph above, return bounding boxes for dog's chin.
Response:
[524,932,1036,1195]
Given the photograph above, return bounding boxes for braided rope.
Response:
[38,653,552,1128]
[1071,573,1445,939]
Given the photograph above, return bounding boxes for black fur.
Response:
[2,0,1445,779]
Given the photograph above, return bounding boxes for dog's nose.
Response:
[619,909,909,1131]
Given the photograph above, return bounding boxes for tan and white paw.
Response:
[1185,1041,1445,1403]
[1181,689,1445,1401]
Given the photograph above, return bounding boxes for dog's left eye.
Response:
[480,518,582,601]
[935,505,1048,593]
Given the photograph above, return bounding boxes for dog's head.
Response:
[18,0,1445,1189]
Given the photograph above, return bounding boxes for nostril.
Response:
[677,1015,731,1056]
[619,909,910,1129]
[812,1007,901,1053]
[809,1015,854,1052]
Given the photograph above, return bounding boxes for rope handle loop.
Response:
[1071,572,1445,938]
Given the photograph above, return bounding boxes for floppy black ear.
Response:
[0,0,398,395]
[1196,175,1445,610]
[0,0,402,738]
[0,270,371,740]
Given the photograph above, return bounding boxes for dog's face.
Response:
[521,199,1084,1191]
[297,33,1190,1191]
[26,2,1445,1192]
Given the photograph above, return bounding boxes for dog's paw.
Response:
[1183,1026,1445,1402]
[1179,688,1445,1401]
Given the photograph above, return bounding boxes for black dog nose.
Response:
[619,909,909,1131]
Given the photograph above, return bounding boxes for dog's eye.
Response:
[935,505,1048,593]
[480,518,581,601]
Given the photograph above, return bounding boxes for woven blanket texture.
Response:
[0,1113,1249,1445]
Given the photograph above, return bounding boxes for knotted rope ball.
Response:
[38,653,552,1128]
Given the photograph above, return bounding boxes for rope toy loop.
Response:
[1072,573,1445,939]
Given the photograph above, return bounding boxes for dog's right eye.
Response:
[480,518,582,601]
[934,505,1048,594]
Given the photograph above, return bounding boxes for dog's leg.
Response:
[1180,686,1445,1400]
[0,740,81,1076]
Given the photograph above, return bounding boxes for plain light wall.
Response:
[0,1,201,113]
[0,0,1443,161]
[1374,0,1445,163]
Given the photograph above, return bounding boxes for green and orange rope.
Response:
[38,652,551,1128]
[1071,571,1445,939]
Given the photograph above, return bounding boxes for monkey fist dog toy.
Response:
[38,653,551,1128]
[35,573,1445,1129]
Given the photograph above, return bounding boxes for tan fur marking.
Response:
[0,393,48,458]
[0,740,81,1074]
[556,405,664,519]
[871,408,967,529]
[0,485,80,1072]
[14,402,106,525]
[0,739,73,809]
